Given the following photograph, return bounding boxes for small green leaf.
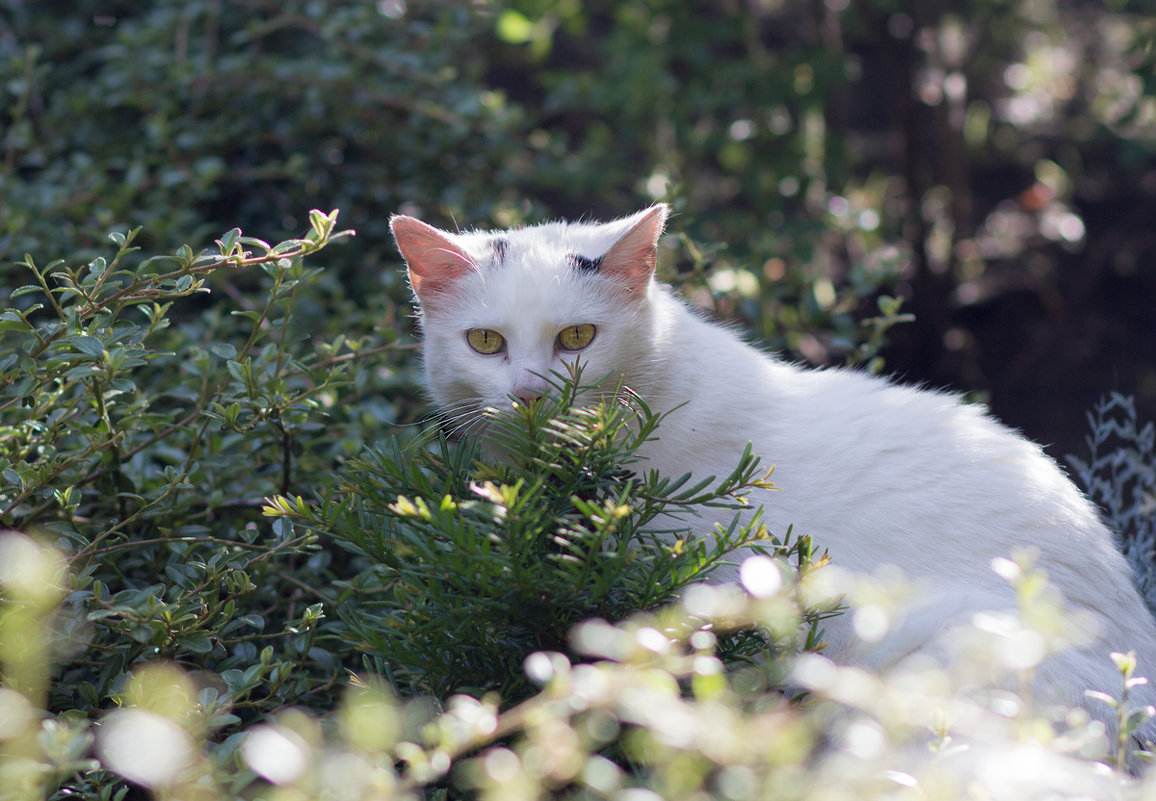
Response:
[210,342,237,360]
[1125,706,1156,732]
[1085,689,1118,708]
[226,359,248,383]
[308,208,335,240]
[238,615,265,631]
[272,518,294,541]
[270,238,309,256]
[180,633,214,654]
[238,236,272,252]
[70,336,104,358]
[220,669,248,694]
[217,227,242,254]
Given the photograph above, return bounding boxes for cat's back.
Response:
[644,319,1122,590]
[759,366,1114,571]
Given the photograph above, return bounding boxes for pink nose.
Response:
[513,384,544,403]
[513,370,549,403]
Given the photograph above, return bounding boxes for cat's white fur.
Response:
[391,204,1156,758]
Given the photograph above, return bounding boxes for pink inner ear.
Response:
[390,215,476,298]
[598,205,669,297]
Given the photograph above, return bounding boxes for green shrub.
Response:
[0,210,405,799]
[6,529,1156,800]
[1068,394,1156,612]
[270,366,831,702]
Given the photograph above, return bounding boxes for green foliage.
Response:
[0,1,501,278]
[1,0,912,364]
[7,528,1156,801]
[272,367,829,701]
[0,210,415,800]
[1068,394,1156,612]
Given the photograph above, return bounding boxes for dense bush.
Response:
[0,212,374,736]
[270,367,828,702]
[1068,394,1156,611]
[7,523,1156,800]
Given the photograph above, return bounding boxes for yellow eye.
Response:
[466,329,505,355]
[557,324,596,351]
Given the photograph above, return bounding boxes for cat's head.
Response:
[390,205,669,436]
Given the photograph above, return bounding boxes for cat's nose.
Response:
[513,370,549,404]
[513,385,544,404]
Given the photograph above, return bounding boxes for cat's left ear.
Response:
[599,204,669,298]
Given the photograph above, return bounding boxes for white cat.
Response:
[390,203,1156,759]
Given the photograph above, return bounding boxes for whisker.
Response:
[423,396,495,441]
[432,247,476,268]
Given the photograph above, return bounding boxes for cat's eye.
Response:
[557,324,596,351]
[466,328,505,355]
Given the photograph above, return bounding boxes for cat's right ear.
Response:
[390,215,476,305]
[599,204,669,299]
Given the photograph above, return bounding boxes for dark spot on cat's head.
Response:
[490,237,509,266]
[567,253,603,273]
